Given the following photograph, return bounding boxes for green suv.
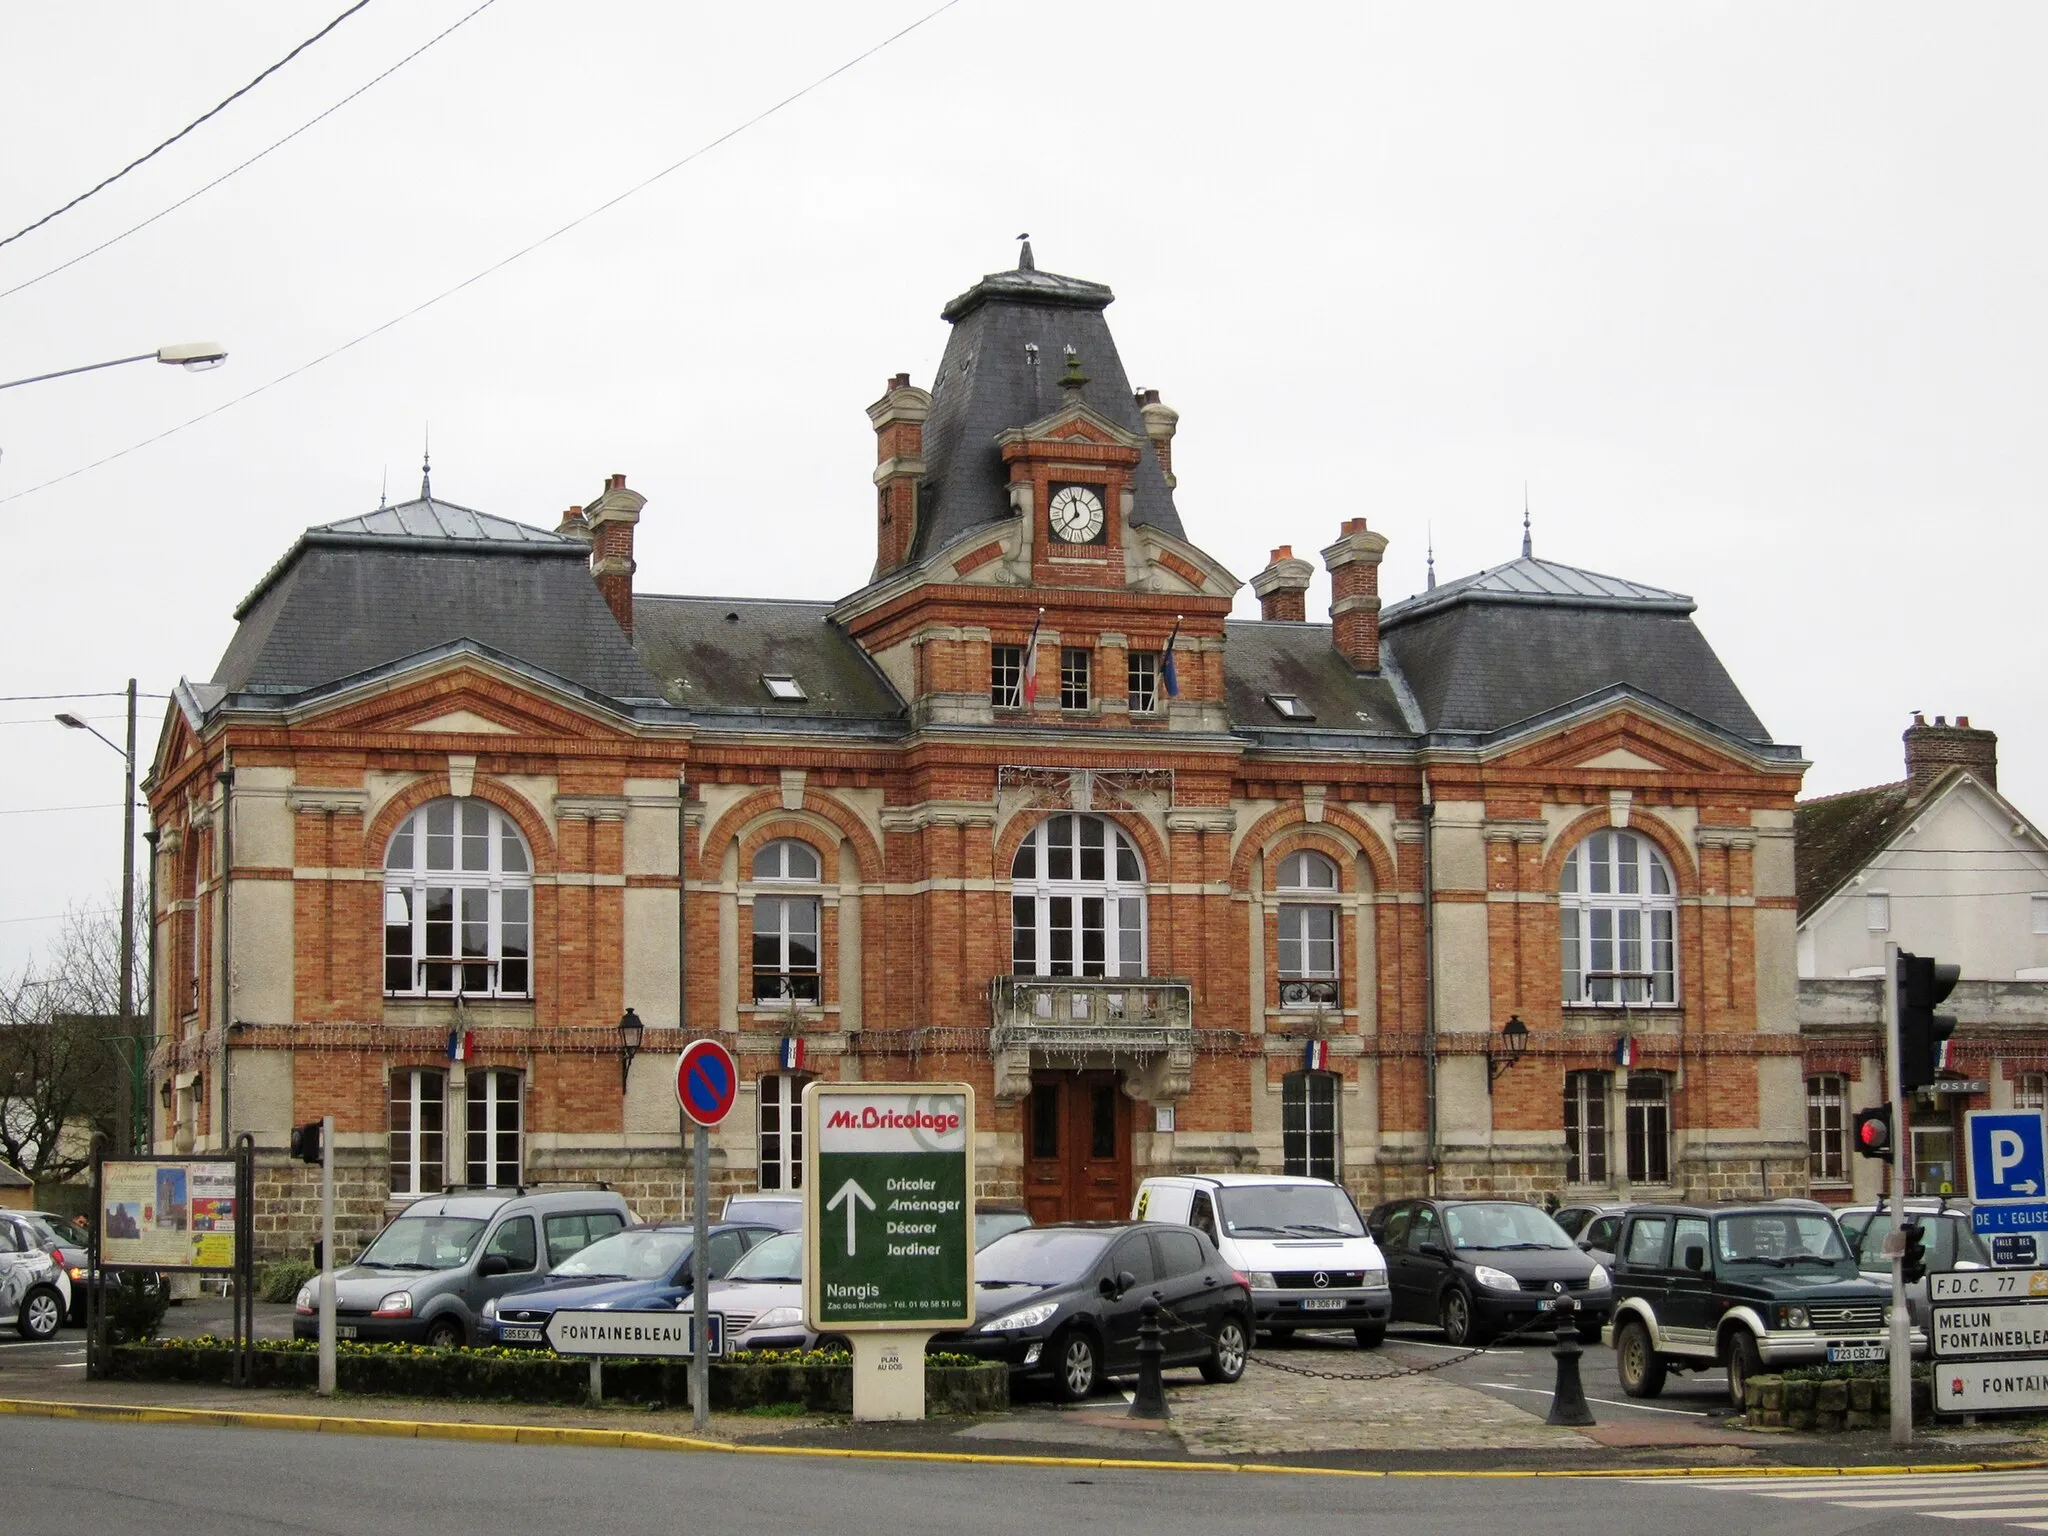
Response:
[1607,1203,1911,1408]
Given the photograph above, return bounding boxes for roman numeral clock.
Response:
[1048,483,1107,544]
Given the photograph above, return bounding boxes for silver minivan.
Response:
[293,1187,632,1347]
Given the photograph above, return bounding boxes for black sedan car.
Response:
[1368,1198,1611,1345]
[937,1222,1252,1401]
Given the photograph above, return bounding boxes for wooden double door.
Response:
[1023,1071,1133,1224]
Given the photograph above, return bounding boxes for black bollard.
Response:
[1129,1296,1170,1420]
[1545,1291,1596,1427]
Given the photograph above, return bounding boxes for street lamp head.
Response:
[1501,1013,1530,1062]
[155,342,228,372]
[54,712,87,730]
[618,1007,645,1055]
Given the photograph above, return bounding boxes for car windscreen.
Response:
[356,1214,489,1271]
[1715,1212,1852,1269]
[552,1229,689,1280]
[724,1199,800,1231]
[1445,1203,1573,1251]
[1216,1184,1366,1239]
[1854,1213,1991,1272]
[975,1229,1114,1286]
[725,1232,802,1283]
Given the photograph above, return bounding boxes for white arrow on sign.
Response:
[826,1177,875,1255]
[2015,1181,2041,1195]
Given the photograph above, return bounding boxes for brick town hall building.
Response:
[146,250,1810,1258]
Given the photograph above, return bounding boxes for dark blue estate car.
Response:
[482,1222,775,1346]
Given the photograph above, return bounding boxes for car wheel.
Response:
[1439,1286,1481,1347]
[816,1335,850,1355]
[19,1286,63,1341]
[1615,1320,1667,1398]
[1200,1315,1249,1384]
[1354,1325,1385,1350]
[1725,1329,1763,1410]
[424,1317,465,1349]
[1052,1329,1100,1402]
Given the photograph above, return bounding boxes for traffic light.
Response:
[1897,949,1961,1092]
[1900,1220,1928,1285]
[289,1121,324,1166]
[1853,1104,1895,1161]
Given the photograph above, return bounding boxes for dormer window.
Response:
[762,675,806,702]
[1267,694,1314,721]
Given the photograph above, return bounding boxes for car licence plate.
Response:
[500,1326,543,1343]
[336,1326,357,1339]
[1827,1341,1885,1363]
[1300,1297,1345,1311]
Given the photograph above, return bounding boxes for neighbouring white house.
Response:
[1797,714,2048,1203]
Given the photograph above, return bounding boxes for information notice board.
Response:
[98,1156,240,1270]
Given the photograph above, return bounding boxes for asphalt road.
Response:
[0,1416,1994,1536]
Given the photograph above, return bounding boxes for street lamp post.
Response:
[58,681,142,1151]
[0,343,227,392]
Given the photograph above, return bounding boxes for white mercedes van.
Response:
[1132,1173,1392,1347]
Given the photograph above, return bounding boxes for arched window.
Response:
[1010,814,1146,977]
[1276,850,1340,1008]
[383,799,532,998]
[752,838,822,1003]
[1559,830,1676,1005]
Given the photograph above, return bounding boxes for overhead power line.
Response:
[0,0,500,303]
[0,691,167,702]
[0,0,965,508]
[0,0,372,255]
[0,803,126,817]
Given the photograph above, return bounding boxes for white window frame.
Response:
[1564,1069,1610,1184]
[1010,814,1147,978]
[751,839,823,1004]
[2016,1073,2046,1111]
[1560,830,1678,1006]
[1866,892,1891,932]
[1282,1070,1340,1181]
[1807,1073,1849,1186]
[465,1068,522,1189]
[991,645,1024,710]
[758,1073,812,1192]
[383,798,533,999]
[1127,652,1159,715]
[389,1068,447,1197]
[762,674,806,701]
[1276,850,1340,1009]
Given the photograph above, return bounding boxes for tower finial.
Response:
[1521,482,1532,558]
[1058,343,1087,391]
[379,466,388,510]
[1427,523,1436,589]
[421,425,432,504]
[1016,232,1034,271]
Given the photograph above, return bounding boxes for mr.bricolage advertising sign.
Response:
[803,1083,975,1332]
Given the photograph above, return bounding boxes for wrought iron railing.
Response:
[990,975,1194,1049]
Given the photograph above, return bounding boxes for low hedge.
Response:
[1744,1370,1932,1431]
[108,1339,1006,1416]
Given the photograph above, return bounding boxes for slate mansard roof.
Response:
[916,259,1184,562]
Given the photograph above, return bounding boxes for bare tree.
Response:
[0,896,144,1181]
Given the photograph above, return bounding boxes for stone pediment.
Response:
[994,400,1145,453]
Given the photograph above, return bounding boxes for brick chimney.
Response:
[581,472,645,636]
[1135,388,1179,487]
[1905,712,1997,799]
[1251,545,1315,621]
[1321,518,1389,671]
[868,373,931,578]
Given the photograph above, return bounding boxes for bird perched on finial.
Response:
[1017,233,1035,271]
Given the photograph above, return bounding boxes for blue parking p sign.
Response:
[1967,1110,2048,1203]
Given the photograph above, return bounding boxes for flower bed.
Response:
[108,1339,1006,1416]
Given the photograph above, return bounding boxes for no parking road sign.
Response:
[676,1039,739,1128]
[1969,1110,2048,1203]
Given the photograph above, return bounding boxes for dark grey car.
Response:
[293,1188,631,1346]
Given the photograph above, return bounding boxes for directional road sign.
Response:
[676,1038,739,1128]
[1968,1109,2048,1203]
[544,1308,723,1358]
[803,1082,975,1332]
[1973,1203,2048,1236]
[1936,1360,2048,1414]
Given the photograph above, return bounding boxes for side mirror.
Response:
[476,1254,511,1278]
[1098,1274,1120,1299]
[1681,1245,1706,1273]
[1114,1270,1138,1298]
[1577,1239,1593,1252]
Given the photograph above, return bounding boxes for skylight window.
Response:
[762,675,806,702]
[1266,693,1315,721]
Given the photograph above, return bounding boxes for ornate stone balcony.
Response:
[989,975,1195,1101]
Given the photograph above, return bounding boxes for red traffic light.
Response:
[1854,1104,1894,1159]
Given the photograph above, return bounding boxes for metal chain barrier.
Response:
[1152,1295,1574,1383]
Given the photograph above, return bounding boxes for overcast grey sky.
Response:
[2,2,2041,972]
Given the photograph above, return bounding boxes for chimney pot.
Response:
[1904,712,1997,799]
[1136,389,1180,489]
[1251,546,1316,623]
[890,372,910,390]
[608,472,626,491]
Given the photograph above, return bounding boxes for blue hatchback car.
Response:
[482,1222,777,1346]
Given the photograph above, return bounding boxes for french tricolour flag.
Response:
[1161,616,1182,700]
[1614,1035,1637,1068]
[779,1036,806,1072]
[1303,1039,1330,1071]
[447,1030,475,1063]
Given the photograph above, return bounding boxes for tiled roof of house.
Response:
[632,595,905,728]
[1221,621,1418,739]
[1793,779,1914,919]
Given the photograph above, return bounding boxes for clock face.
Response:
[1049,484,1106,544]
